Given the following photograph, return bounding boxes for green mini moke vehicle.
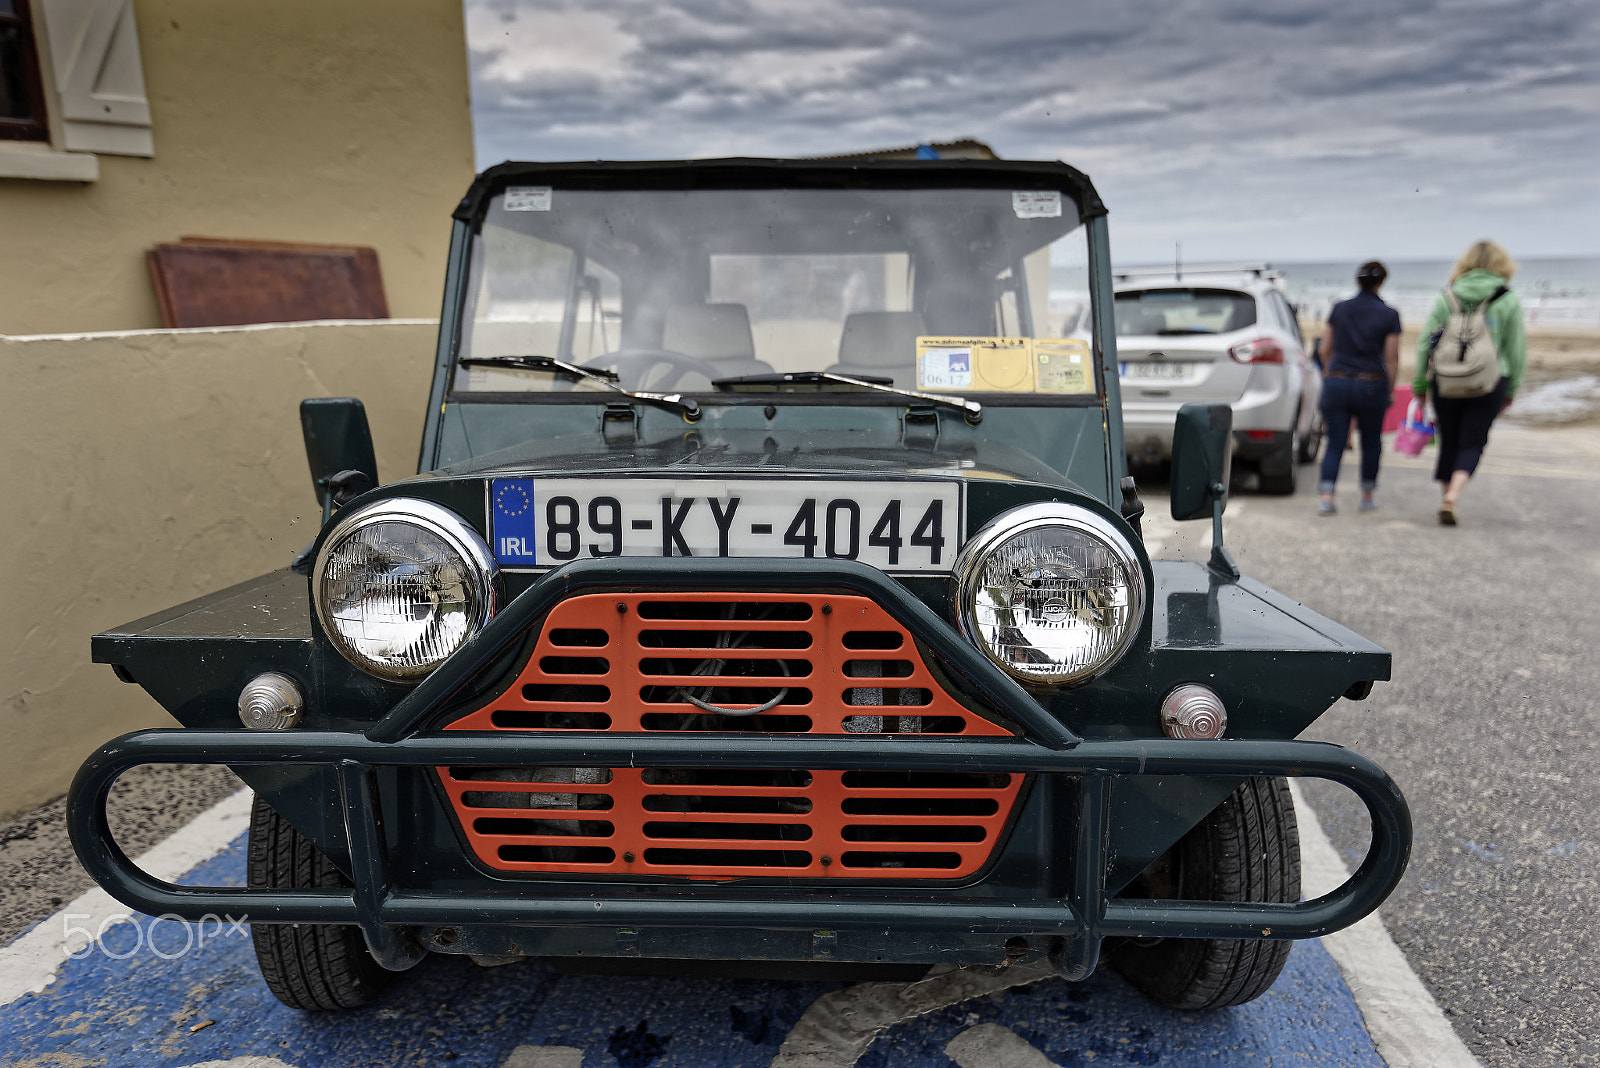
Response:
[71,158,1410,1013]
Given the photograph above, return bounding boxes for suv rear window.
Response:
[1114,288,1256,336]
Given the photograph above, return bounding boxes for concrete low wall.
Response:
[0,320,438,819]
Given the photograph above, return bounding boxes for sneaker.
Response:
[1317,499,1337,516]
[1359,495,1377,512]
[1437,502,1457,526]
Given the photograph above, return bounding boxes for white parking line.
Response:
[502,1046,586,1068]
[1141,497,1245,560]
[0,788,253,1006]
[1289,781,1481,1068]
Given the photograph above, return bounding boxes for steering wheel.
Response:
[583,349,722,391]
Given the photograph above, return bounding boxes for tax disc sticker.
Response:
[919,347,973,390]
[1012,190,1062,219]
[504,186,553,211]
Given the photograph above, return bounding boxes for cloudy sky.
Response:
[464,0,1599,263]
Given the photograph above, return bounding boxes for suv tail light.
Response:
[1229,337,1284,364]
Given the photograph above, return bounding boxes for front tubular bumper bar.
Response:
[69,729,1411,979]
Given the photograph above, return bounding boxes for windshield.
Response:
[1113,287,1257,336]
[456,186,1095,399]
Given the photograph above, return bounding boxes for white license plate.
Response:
[1122,361,1193,380]
[490,478,964,574]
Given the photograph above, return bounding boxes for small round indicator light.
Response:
[237,672,304,731]
[1160,683,1227,739]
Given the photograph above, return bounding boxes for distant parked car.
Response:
[1114,267,1322,494]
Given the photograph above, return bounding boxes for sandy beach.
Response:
[1304,320,1600,428]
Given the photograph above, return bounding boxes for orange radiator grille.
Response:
[440,593,1023,880]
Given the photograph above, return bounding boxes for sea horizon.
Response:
[1109,256,1600,328]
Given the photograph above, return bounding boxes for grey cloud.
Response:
[466,0,1600,258]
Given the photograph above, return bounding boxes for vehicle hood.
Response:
[422,425,1080,492]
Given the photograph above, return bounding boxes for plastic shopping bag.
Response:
[1394,398,1435,457]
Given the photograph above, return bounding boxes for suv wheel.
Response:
[1258,432,1298,495]
[1108,777,1301,1010]
[1296,409,1324,465]
[248,795,399,1010]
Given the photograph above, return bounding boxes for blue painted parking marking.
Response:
[1,834,1386,1067]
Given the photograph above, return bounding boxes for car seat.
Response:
[825,311,927,387]
[662,303,772,380]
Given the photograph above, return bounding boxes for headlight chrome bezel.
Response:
[952,502,1147,687]
[312,498,499,681]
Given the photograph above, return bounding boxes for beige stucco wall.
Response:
[0,0,474,335]
[0,320,438,819]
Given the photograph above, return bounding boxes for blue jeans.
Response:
[1319,377,1389,492]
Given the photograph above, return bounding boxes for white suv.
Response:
[1113,266,1323,494]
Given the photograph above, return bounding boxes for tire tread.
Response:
[247,795,395,1011]
[1110,776,1301,1010]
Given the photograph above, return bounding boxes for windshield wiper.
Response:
[460,354,618,384]
[711,371,982,424]
[458,355,700,421]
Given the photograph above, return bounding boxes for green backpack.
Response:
[1428,286,1508,399]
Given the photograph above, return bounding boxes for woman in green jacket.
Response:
[1413,240,1526,525]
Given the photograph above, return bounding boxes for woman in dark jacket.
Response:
[1413,241,1527,526]
[1317,261,1401,515]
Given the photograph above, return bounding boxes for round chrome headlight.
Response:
[312,499,498,681]
[953,503,1145,685]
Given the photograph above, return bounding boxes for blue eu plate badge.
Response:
[492,479,539,566]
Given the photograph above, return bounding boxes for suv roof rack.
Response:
[1114,263,1282,283]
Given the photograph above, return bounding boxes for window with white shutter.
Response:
[38,0,152,157]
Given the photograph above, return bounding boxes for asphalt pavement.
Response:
[1140,419,1600,1067]
[0,763,241,946]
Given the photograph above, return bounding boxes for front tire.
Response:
[248,795,397,1011]
[1257,433,1298,495]
[1296,410,1324,465]
[1109,777,1301,1010]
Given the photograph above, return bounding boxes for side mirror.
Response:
[1170,403,1239,579]
[300,398,378,520]
[1170,403,1231,521]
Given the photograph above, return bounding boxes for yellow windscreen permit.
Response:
[916,337,1094,394]
[916,337,1029,392]
[1032,338,1094,394]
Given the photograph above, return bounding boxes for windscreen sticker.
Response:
[919,347,973,389]
[504,186,553,211]
[916,336,1091,394]
[1012,190,1062,219]
[1032,338,1094,393]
